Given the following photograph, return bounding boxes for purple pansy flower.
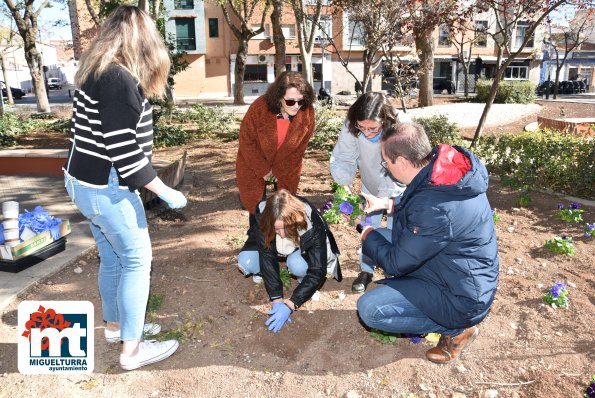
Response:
[339,202,354,215]
[570,202,581,209]
[550,282,566,299]
[319,198,334,214]
[557,202,565,210]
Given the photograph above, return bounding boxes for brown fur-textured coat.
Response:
[236,96,315,213]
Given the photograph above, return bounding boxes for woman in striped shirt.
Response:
[64,6,185,371]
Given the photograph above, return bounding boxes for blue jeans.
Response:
[357,227,464,336]
[65,168,151,341]
[238,249,308,280]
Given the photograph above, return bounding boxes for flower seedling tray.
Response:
[0,237,66,273]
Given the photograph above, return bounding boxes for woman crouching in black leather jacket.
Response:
[238,189,342,333]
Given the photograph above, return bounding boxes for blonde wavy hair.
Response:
[74,6,170,97]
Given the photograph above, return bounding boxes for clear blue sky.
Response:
[38,2,73,41]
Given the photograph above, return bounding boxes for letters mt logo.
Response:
[18,301,94,374]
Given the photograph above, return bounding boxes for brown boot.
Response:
[425,326,479,364]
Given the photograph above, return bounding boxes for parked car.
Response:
[1,81,26,100]
[47,78,62,90]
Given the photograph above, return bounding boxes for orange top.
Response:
[276,118,291,150]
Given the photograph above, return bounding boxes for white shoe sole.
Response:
[120,340,179,371]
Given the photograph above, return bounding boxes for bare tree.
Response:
[448,18,480,98]
[470,0,582,146]
[548,9,594,98]
[2,0,51,112]
[218,0,271,104]
[290,0,324,85]
[270,0,286,76]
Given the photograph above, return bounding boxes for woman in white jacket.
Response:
[330,92,410,293]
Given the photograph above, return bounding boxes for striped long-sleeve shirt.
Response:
[64,64,157,190]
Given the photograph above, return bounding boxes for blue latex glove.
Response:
[265,302,292,333]
[158,187,187,209]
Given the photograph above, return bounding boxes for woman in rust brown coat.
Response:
[236,71,316,217]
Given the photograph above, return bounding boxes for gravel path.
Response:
[407,103,542,128]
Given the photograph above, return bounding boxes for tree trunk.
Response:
[553,64,561,99]
[415,29,434,107]
[300,49,313,85]
[471,67,505,147]
[463,64,469,98]
[0,55,14,105]
[234,40,248,105]
[25,47,50,113]
[362,53,372,93]
[271,0,286,77]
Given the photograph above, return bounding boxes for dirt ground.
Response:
[1,101,594,398]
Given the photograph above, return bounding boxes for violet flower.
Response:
[550,282,567,299]
[557,202,565,210]
[339,202,353,215]
[570,202,581,209]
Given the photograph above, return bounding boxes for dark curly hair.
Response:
[264,71,315,114]
[346,92,397,137]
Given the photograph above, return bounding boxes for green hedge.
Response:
[476,79,536,104]
[474,130,594,199]
[413,114,463,147]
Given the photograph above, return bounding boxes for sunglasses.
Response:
[283,98,306,107]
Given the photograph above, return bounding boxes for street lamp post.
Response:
[545,17,552,100]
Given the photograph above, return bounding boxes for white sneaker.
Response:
[120,339,179,371]
[105,323,162,343]
[252,274,263,284]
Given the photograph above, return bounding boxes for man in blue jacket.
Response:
[356,123,499,363]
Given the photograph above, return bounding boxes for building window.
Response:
[281,24,295,39]
[175,19,196,51]
[312,63,322,81]
[438,25,451,47]
[244,65,267,81]
[208,18,219,38]
[252,24,270,39]
[475,20,488,47]
[515,22,534,48]
[346,19,365,46]
[504,66,528,80]
[174,0,194,10]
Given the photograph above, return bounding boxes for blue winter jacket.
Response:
[362,144,499,329]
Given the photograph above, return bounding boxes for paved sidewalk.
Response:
[0,175,94,311]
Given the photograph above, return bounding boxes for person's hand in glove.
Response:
[158,186,187,209]
[265,301,292,333]
[144,177,187,209]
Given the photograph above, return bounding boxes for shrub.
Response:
[309,101,344,152]
[475,130,594,199]
[413,114,463,147]
[163,104,238,140]
[0,112,37,147]
[44,118,71,133]
[153,124,189,148]
[475,79,536,104]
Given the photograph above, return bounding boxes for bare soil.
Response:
[1,102,594,398]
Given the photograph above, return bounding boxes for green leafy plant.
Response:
[0,112,37,147]
[309,101,344,152]
[413,114,463,147]
[492,209,501,224]
[280,268,291,289]
[518,191,532,207]
[161,104,238,140]
[370,329,398,344]
[319,182,365,225]
[153,124,189,147]
[543,281,569,309]
[557,202,584,223]
[544,236,576,256]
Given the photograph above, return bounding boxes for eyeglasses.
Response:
[380,159,389,169]
[355,122,382,134]
[283,98,305,107]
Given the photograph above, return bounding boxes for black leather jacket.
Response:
[241,197,342,308]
